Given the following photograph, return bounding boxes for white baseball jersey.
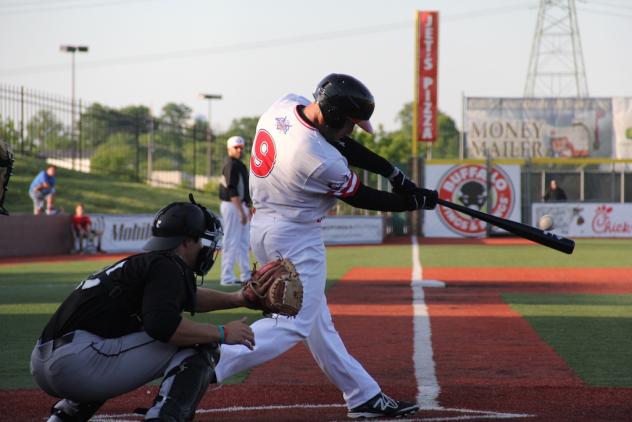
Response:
[249,94,359,222]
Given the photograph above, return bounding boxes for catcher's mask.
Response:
[313,73,375,134]
[144,194,223,276]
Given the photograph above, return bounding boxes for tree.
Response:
[433,113,460,158]
[26,110,71,153]
[90,132,136,179]
[160,103,192,128]
[0,116,19,148]
[369,102,460,162]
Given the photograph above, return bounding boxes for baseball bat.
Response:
[435,197,575,254]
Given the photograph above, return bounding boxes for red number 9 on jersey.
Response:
[251,129,277,178]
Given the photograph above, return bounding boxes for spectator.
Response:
[29,165,57,215]
[71,203,102,254]
[544,179,567,202]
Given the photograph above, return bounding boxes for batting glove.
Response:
[388,167,418,195]
[413,188,438,210]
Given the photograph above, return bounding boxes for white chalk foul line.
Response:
[411,235,442,409]
[92,404,533,421]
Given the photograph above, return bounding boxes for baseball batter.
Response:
[215,74,438,419]
[31,197,255,422]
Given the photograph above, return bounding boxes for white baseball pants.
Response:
[215,212,380,408]
[220,201,251,283]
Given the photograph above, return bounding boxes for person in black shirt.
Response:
[544,179,567,202]
[218,136,252,285]
[31,195,255,422]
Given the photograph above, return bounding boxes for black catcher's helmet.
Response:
[144,194,223,276]
[313,73,375,133]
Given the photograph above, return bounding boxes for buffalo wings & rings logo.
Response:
[436,164,515,237]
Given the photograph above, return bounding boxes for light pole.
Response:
[199,93,222,178]
[60,45,89,170]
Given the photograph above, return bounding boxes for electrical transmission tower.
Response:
[524,0,589,97]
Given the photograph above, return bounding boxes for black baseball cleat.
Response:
[347,392,419,419]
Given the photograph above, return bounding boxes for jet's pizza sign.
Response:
[416,10,439,142]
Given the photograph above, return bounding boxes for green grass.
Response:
[419,238,632,267]
[2,238,632,389]
[505,293,632,387]
[0,245,386,389]
[5,154,219,215]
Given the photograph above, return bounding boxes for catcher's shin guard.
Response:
[145,343,220,421]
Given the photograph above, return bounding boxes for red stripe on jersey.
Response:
[339,172,360,197]
[332,172,359,198]
[294,106,317,130]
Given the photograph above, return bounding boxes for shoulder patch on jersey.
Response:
[275,116,292,134]
[328,174,349,191]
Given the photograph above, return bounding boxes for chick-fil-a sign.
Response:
[592,205,632,234]
[532,203,632,238]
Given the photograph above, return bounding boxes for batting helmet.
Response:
[313,73,375,133]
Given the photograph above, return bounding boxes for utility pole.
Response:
[199,93,222,178]
[60,45,89,170]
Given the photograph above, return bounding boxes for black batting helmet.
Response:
[313,73,375,133]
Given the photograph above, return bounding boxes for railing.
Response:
[0,84,225,187]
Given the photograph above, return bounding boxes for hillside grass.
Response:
[5,154,219,215]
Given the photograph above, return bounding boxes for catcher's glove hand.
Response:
[241,258,303,317]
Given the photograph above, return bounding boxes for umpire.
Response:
[31,195,255,422]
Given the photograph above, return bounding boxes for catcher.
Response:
[31,195,301,422]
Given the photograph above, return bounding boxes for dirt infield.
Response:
[1,265,632,421]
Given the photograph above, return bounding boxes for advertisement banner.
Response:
[465,97,614,159]
[416,11,439,142]
[322,216,384,245]
[533,203,632,238]
[612,97,632,159]
[91,214,153,252]
[424,164,521,237]
[93,214,384,252]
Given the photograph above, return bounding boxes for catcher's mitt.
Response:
[241,258,303,317]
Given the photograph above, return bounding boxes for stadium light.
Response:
[199,93,223,178]
[60,45,89,170]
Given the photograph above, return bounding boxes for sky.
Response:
[1,0,631,134]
